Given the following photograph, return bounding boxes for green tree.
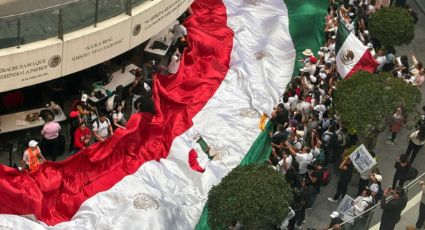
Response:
[207,164,293,230]
[368,7,415,47]
[334,71,421,149]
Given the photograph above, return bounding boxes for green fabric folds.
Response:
[286,0,328,76]
[195,122,273,230]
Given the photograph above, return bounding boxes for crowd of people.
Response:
[268,0,424,229]
[19,15,189,172]
[10,1,425,229]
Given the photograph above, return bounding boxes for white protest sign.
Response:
[336,195,355,222]
[349,144,376,174]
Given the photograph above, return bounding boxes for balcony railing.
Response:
[0,0,146,49]
[329,171,425,230]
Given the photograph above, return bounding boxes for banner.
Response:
[0,39,63,92]
[336,195,355,222]
[349,144,376,174]
[62,16,132,76]
[130,0,193,49]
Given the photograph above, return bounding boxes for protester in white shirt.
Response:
[92,113,113,142]
[351,188,373,216]
[278,151,293,175]
[286,141,313,175]
[375,50,387,72]
[168,50,181,74]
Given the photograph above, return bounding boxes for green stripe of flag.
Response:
[195,122,274,230]
[287,0,328,76]
[335,21,351,55]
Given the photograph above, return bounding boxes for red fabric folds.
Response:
[0,0,233,225]
[345,51,378,79]
[188,149,206,173]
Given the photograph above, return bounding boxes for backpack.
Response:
[322,132,338,148]
[92,117,111,131]
[105,94,123,112]
[321,168,331,186]
[293,139,305,150]
[406,167,418,181]
[337,132,347,147]
[374,183,383,201]
[316,148,326,165]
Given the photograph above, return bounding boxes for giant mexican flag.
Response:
[0,0,326,229]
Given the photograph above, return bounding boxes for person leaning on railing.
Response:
[379,186,407,230]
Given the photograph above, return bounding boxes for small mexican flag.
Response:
[336,21,378,79]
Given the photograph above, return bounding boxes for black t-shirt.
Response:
[285,168,299,188]
[395,161,410,177]
[340,163,354,182]
[272,131,288,144]
[311,169,323,192]
[275,109,289,125]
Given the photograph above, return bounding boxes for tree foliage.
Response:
[207,164,293,230]
[368,7,415,47]
[334,71,420,141]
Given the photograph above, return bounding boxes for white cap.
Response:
[310,75,317,83]
[319,72,327,79]
[314,104,327,113]
[81,94,88,102]
[330,211,339,219]
[375,174,383,182]
[28,140,38,147]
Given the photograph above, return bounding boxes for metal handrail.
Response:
[0,0,138,48]
[0,0,83,20]
[329,171,425,229]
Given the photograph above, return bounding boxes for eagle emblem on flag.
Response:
[341,49,355,65]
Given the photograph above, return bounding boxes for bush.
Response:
[207,164,293,230]
[334,71,420,147]
[368,7,415,47]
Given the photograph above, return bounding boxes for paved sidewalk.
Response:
[415,0,425,14]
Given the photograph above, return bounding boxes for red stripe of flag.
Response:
[0,0,233,225]
[345,50,378,79]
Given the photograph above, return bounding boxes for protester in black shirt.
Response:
[392,154,411,189]
[328,157,354,202]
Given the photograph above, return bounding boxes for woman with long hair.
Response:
[405,125,425,163]
[386,107,406,145]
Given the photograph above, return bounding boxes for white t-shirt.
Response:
[311,147,321,159]
[92,118,111,138]
[168,53,180,74]
[295,152,313,174]
[112,111,124,122]
[278,155,293,175]
[376,56,387,71]
[352,195,373,215]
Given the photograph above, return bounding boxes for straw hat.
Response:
[302,49,313,56]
